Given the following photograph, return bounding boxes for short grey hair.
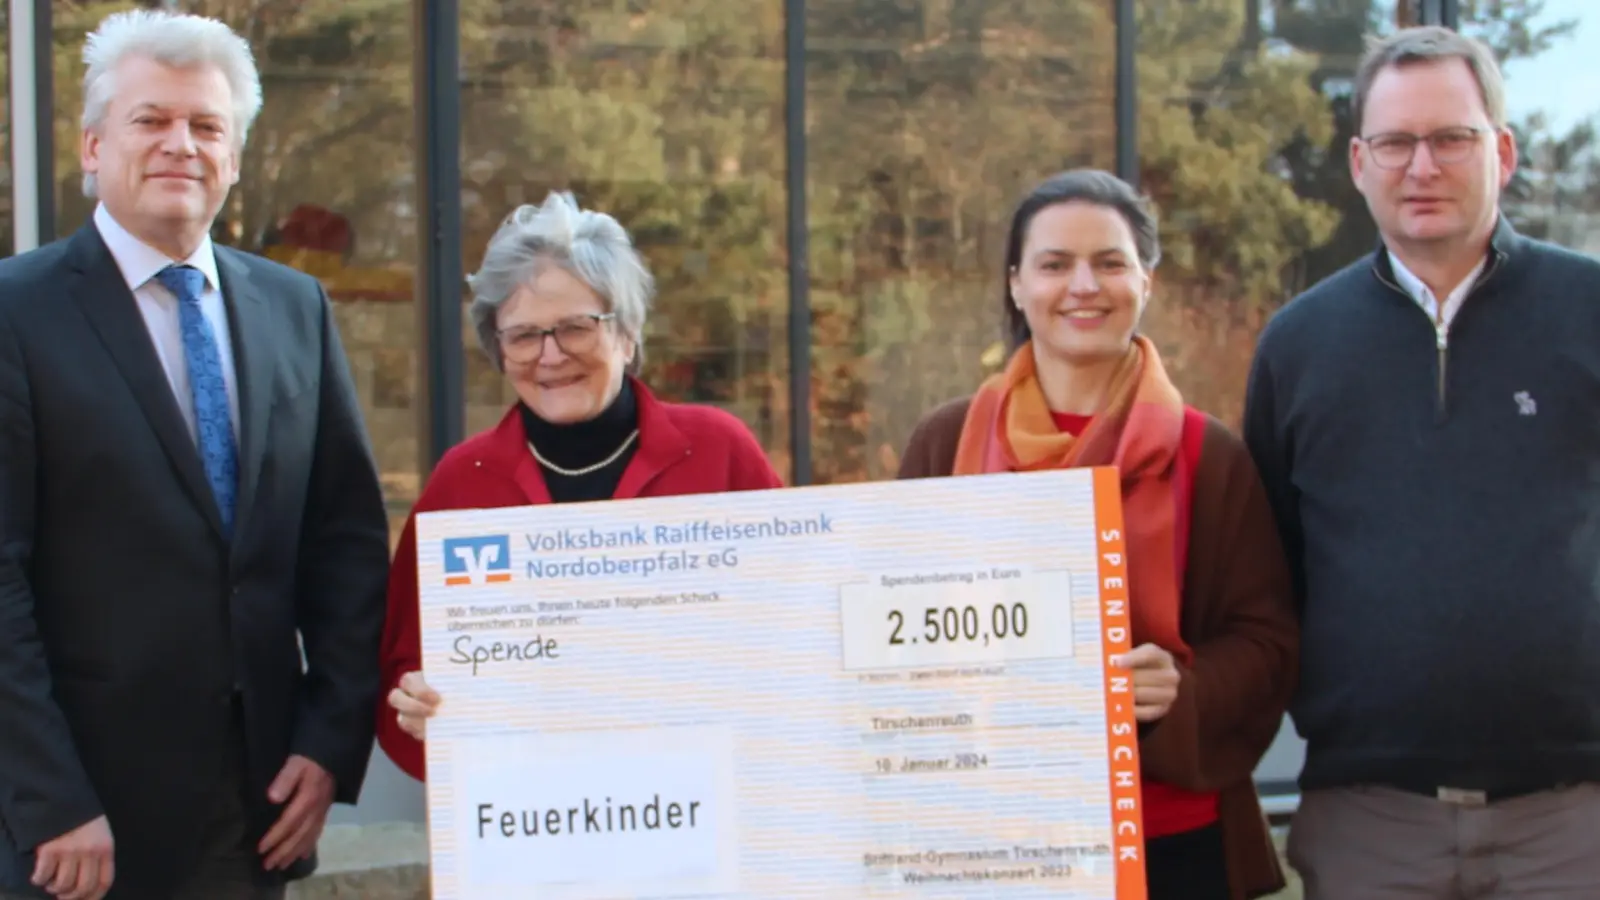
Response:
[467,192,655,372]
[80,10,263,198]
[1353,26,1506,134]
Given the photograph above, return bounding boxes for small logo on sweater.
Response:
[1514,391,1537,416]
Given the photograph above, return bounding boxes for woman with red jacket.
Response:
[378,192,782,779]
[896,170,1299,900]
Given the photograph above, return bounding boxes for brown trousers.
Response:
[1287,783,1600,899]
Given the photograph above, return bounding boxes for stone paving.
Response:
[285,823,427,900]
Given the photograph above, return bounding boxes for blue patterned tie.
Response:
[156,264,238,537]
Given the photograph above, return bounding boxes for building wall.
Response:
[3,0,1596,829]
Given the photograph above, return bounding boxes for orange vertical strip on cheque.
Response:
[1091,465,1148,900]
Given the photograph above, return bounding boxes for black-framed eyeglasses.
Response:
[1359,126,1489,170]
[496,312,616,362]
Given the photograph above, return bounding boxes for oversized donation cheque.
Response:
[415,467,1148,899]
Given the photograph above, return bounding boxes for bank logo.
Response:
[443,535,512,586]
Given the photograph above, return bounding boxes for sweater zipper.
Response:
[1434,322,1448,418]
[1373,250,1505,422]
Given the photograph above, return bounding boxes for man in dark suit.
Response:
[0,10,390,900]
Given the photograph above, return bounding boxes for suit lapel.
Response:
[215,247,275,551]
[65,224,225,539]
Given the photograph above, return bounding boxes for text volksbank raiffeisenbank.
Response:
[518,514,834,580]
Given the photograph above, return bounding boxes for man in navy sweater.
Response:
[1243,25,1600,900]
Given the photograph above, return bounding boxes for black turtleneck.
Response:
[519,378,640,503]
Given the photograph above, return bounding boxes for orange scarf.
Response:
[951,335,1192,666]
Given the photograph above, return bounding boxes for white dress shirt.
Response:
[93,203,241,444]
[1388,249,1487,333]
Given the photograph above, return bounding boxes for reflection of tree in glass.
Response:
[1133,0,1345,428]
[453,0,795,472]
[805,0,1121,482]
[46,0,424,528]
[1506,114,1600,252]
[53,1,418,270]
[1457,0,1597,254]
[30,0,1593,492]
[1139,0,1589,428]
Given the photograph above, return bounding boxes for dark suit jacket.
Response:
[0,222,391,897]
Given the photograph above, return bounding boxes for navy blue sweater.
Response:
[1243,217,1600,797]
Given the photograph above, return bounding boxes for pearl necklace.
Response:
[527,429,640,477]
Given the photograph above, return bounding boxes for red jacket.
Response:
[375,377,784,780]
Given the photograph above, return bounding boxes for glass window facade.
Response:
[1469,0,1600,254]
[1135,0,1412,425]
[4,0,1594,828]
[19,0,1592,504]
[51,0,421,543]
[459,2,792,476]
[805,0,1118,483]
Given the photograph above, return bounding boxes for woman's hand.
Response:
[388,671,441,741]
[1112,643,1181,722]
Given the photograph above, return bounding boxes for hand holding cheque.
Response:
[1113,644,1180,723]
[407,467,1153,899]
[390,672,440,741]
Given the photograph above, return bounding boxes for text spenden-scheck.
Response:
[477,794,703,839]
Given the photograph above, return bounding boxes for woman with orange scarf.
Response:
[898,169,1299,900]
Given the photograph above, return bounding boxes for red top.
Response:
[1051,407,1217,838]
[376,378,784,781]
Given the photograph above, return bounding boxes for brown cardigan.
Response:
[897,397,1300,900]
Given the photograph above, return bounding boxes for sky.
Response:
[1500,0,1599,134]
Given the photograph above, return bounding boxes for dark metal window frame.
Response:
[31,0,53,242]
[784,0,812,486]
[1115,0,1138,187]
[10,0,1459,486]
[413,0,464,471]
[5,0,57,251]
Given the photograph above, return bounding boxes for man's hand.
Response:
[31,815,113,900]
[1112,643,1181,722]
[258,755,335,871]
